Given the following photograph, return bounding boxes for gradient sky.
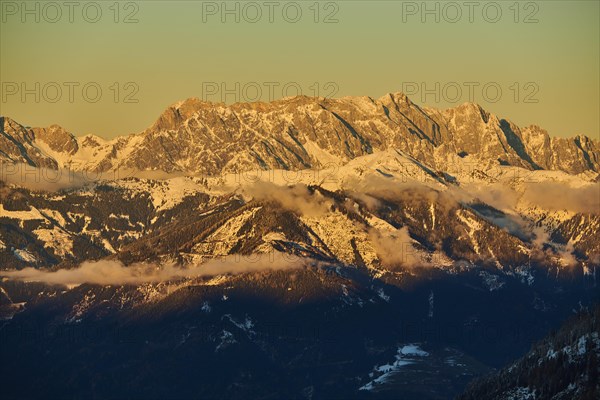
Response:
[1,0,598,139]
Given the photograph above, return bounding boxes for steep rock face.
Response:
[1,94,599,176]
[0,117,58,168]
[522,125,554,168]
[31,124,79,155]
[522,125,600,174]
[428,103,540,170]
[550,135,600,174]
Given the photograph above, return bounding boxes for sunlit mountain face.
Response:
[1,93,598,399]
[1,1,599,399]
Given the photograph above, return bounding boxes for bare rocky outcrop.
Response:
[1,93,598,175]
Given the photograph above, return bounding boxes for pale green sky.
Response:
[1,0,598,139]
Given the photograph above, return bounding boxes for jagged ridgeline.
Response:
[1,93,599,273]
[0,94,599,400]
[1,93,599,175]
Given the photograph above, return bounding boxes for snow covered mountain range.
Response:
[1,147,598,274]
[0,93,599,399]
[2,93,599,176]
[1,93,598,274]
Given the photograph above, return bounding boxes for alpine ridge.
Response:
[1,92,599,400]
[1,93,599,176]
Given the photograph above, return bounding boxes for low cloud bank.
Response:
[0,163,193,192]
[1,253,305,286]
[521,182,600,215]
[0,163,94,192]
[242,181,333,217]
[467,181,600,215]
[368,226,427,268]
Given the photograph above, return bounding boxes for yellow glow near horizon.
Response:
[0,0,598,139]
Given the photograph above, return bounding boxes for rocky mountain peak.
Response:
[378,91,413,106]
[0,117,57,168]
[150,97,211,132]
[32,124,78,155]
[79,134,107,148]
[1,116,33,140]
[1,93,599,175]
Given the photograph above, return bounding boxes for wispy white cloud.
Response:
[0,163,92,192]
[241,181,333,217]
[1,253,305,286]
